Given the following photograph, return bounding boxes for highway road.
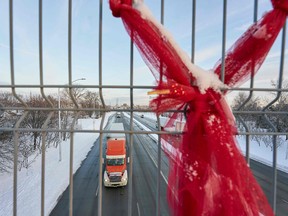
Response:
[134,113,288,216]
[50,113,171,216]
[50,112,288,216]
[250,159,288,216]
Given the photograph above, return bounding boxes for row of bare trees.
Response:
[231,80,288,150]
[0,89,100,173]
[59,88,101,140]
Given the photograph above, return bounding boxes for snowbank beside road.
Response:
[0,113,113,216]
[132,112,288,173]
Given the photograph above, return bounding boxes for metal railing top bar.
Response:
[1,105,288,115]
[0,107,185,113]
[228,87,288,92]
[233,111,288,115]
[1,127,287,136]
[1,85,288,92]
[0,84,156,89]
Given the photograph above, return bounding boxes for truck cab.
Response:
[104,123,128,187]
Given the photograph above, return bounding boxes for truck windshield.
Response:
[107,158,125,166]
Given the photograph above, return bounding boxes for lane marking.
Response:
[282,199,288,204]
[141,137,168,185]
[124,113,168,185]
[137,202,141,216]
[95,185,99,197]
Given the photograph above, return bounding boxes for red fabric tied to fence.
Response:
[109,0,287,215]
[214,1,287,88]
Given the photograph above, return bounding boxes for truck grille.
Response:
[109,173,122,182]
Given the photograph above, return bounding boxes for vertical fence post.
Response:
[98,0,106,215]
[128,0,135,211]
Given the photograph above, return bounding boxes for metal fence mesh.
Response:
[0,0,287,216]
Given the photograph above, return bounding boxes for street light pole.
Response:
[58,77,86,161]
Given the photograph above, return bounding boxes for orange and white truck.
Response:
[103,123,128,187]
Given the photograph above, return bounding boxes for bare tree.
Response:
[270,80,288,133]
[232,80,288,150]
[0,92,59,173]
[62,86,86,103]
[231,92,261,129]
[0,91,19,107]
[255,80,288,135]
[59,88,101,140]
[0,129,14,173]
[0,92,19,173]
[59,87,86,140]
[80,90,100,117]
[0,92,41,172]
[21,94,59,150]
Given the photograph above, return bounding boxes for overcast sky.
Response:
[0,0,287,105]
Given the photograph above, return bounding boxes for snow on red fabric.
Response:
[109,0,287,215]
[214,1,287,88]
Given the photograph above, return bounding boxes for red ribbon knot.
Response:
[109,0,132,17]
[272,0,288,13]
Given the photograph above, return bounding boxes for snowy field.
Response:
[237,136,288,172]
[0,112,287,216]
[0,113,113,216]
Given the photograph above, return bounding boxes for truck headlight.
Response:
[104,172,109,182]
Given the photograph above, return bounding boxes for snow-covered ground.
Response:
[237,136,288,172]
[136,112,288,173]
[0,112,287,216]
[0,113,113,216]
